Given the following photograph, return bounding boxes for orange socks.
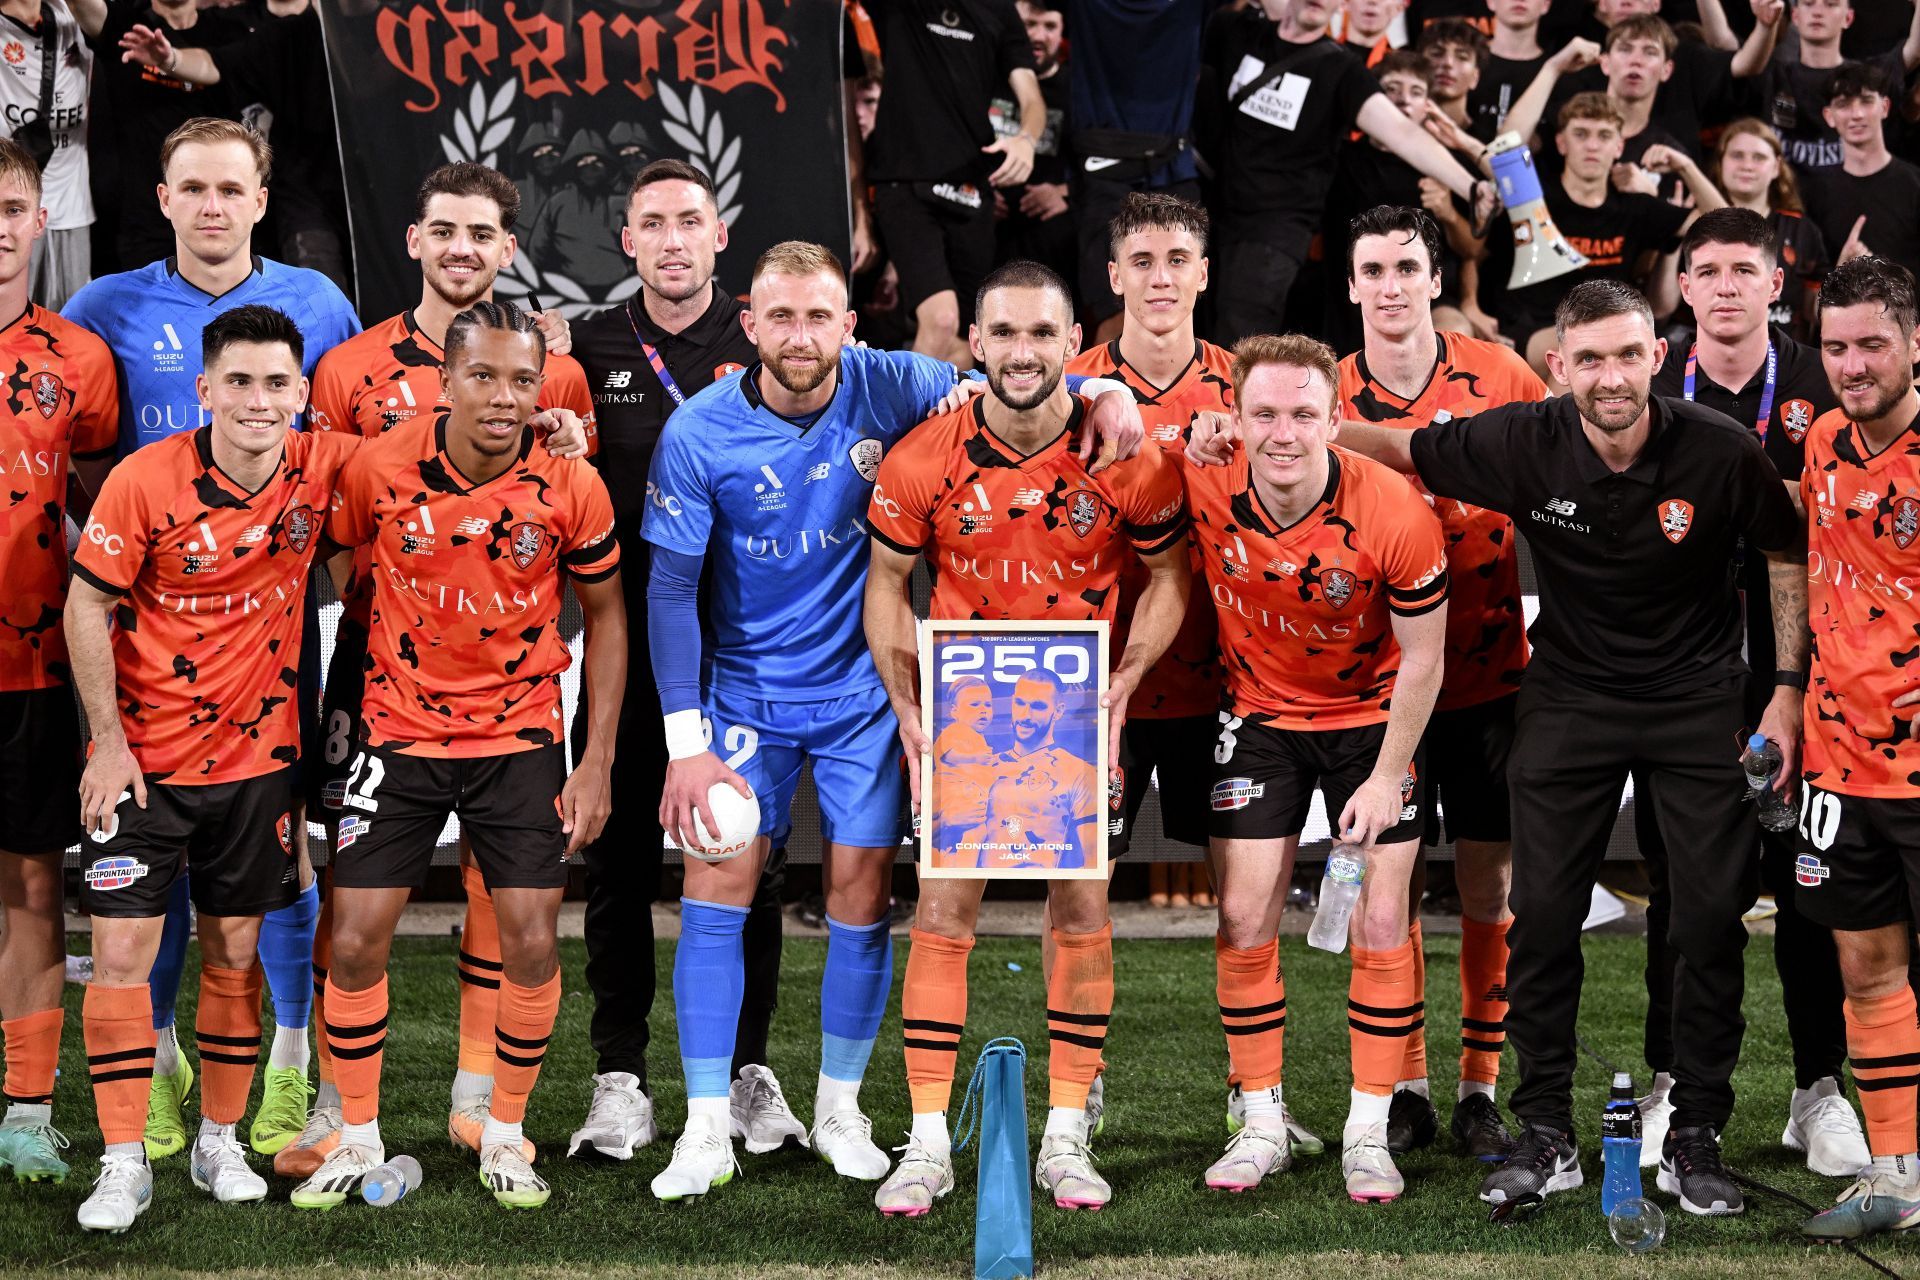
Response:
[325,976,389,1126]
[83,983,155,1147]
[457,862,503,1076]
[1847,987,1920,1156]
[312,883,334,1085]
[1046,924,1114,1111]
[1216,935,1286,1092]
[1459,915,1512,1088]
[1349,940,1420,1097]
[902,928,972,1115]
[2,1008,63,1105]
[1400,920,1429,1084]
[490,970,561,1125]
[195,965,262,1126]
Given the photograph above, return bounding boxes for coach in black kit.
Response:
[564,159,796,1159]
[1329,280,1805,1220]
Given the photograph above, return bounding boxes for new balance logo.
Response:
[237,525,269,545]
[805,461,832,483]
[455,516,491,537]
[1544,498,1577,516]
[1151,425,1184,441]
[1853,490,1880,512]
[1013,487,1045,506]
[604,371,633,389]
[1484,985,1509,1003]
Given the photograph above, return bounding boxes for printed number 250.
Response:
[939,642,1090,686]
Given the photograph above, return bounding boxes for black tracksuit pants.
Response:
[1506,673,1758,1134]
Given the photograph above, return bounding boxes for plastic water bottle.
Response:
[1306,843,1367,953]
[361,1154,422,1206]
[1600,1072,1642,1215]
[1742,733,1797,833]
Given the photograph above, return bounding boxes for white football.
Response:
[687,783,759,863]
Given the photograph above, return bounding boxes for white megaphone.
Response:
[1486,132,1587,289]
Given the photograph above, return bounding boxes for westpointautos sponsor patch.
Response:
[85,857,149,891]
[1211,777,1264,811]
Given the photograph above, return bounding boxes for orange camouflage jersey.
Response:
[1802,408,1920,798]
[308,310,598,627]
[1068,339,1232,718]
[70,427,358,783]
[0,305,118,691]
[1338,332,1542,711]
[1184,444,1448,730]
[326,409,620,758]
[867,395,1188,624]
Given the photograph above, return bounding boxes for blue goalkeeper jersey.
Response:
[63,256,361,457]
[642,347,960,701]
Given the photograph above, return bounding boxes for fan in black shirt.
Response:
[1710,118,1830,340]
[1470,0,1552,139]
[1420,17,1498,143]
[1757,0,1919,175]
[1798,62,1920,286]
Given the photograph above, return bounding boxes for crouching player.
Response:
[293,301,623,1211]
[1185,335,1448,1203]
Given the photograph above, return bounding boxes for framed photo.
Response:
[917,620,1111,880]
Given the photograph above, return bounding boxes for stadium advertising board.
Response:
[919,621,1110,881]
[316,0,849,319]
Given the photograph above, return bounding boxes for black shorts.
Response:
[871,182,996,321]
[1118,713,1215,850]
[81,768,299,918]
[0,686,81,854]
[1793,783,1920,932]
[308,619,368,816]
[328,745,568,891]
[1207,716,1427,845]
[1423,694,1517,845]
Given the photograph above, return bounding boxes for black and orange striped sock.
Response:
[902,928,972,1116]
[1459,915,1511,1088]
[457,862,503,1078]
[1216,935,1286,1092]
[83,983,155,1148]
[491,970,561,1125]
[1046,924,1113,1111]
[1,1008,62,1107]
[1349,940,1420,1098]
[1400,920,1429,1084]
[324,976,388,1126]
[312,881,334,1087]
[195,965,263,1126]
[1847,987,1920,1157]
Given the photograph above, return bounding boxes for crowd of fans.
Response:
[847,0,1920,383]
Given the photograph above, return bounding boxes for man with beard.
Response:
[284,161,595,1178]
[957,671,1099,871]
[643,245,1142,1201]
[864,260,1187,1217]
[1316,280,1806,1219]
[1795,257,1920,1243]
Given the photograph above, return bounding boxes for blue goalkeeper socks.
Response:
[149,874,192,1031]
[820,914,891,1084]
[675,898,749,1103]
[257,880,319,1030]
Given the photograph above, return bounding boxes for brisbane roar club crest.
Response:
[281,505,315,553]
[31,371,62,419]
[1781,399,1814,443]
[1322,568,1355,610]
[1657,498,1693,544]
[1894,496,1919,551]
[849,437,882,483]
[509,520,547,570]
[1067,489,1100,538]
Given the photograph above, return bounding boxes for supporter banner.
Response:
[315,0,849,318]
[919,622,1111,881]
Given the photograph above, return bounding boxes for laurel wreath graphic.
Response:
[438,78,745,319]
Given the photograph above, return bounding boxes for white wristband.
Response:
[663,709,707,761]
[1079,376,1133,402]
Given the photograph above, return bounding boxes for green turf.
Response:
[0,931,1903,1278]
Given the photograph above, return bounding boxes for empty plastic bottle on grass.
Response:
[1600,1072,1642,1215]
[1307,843,1367,953]
[362,1154,423,1206]
[1742,734,1797,833]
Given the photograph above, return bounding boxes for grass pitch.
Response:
[0,929,1904,1278]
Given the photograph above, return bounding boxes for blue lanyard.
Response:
[1683,340,1776,444]
[626,303,686,407]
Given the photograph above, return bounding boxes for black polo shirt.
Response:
[1651,327,1834,679]
[1409,394,1801,698]
[572,283,752,556]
